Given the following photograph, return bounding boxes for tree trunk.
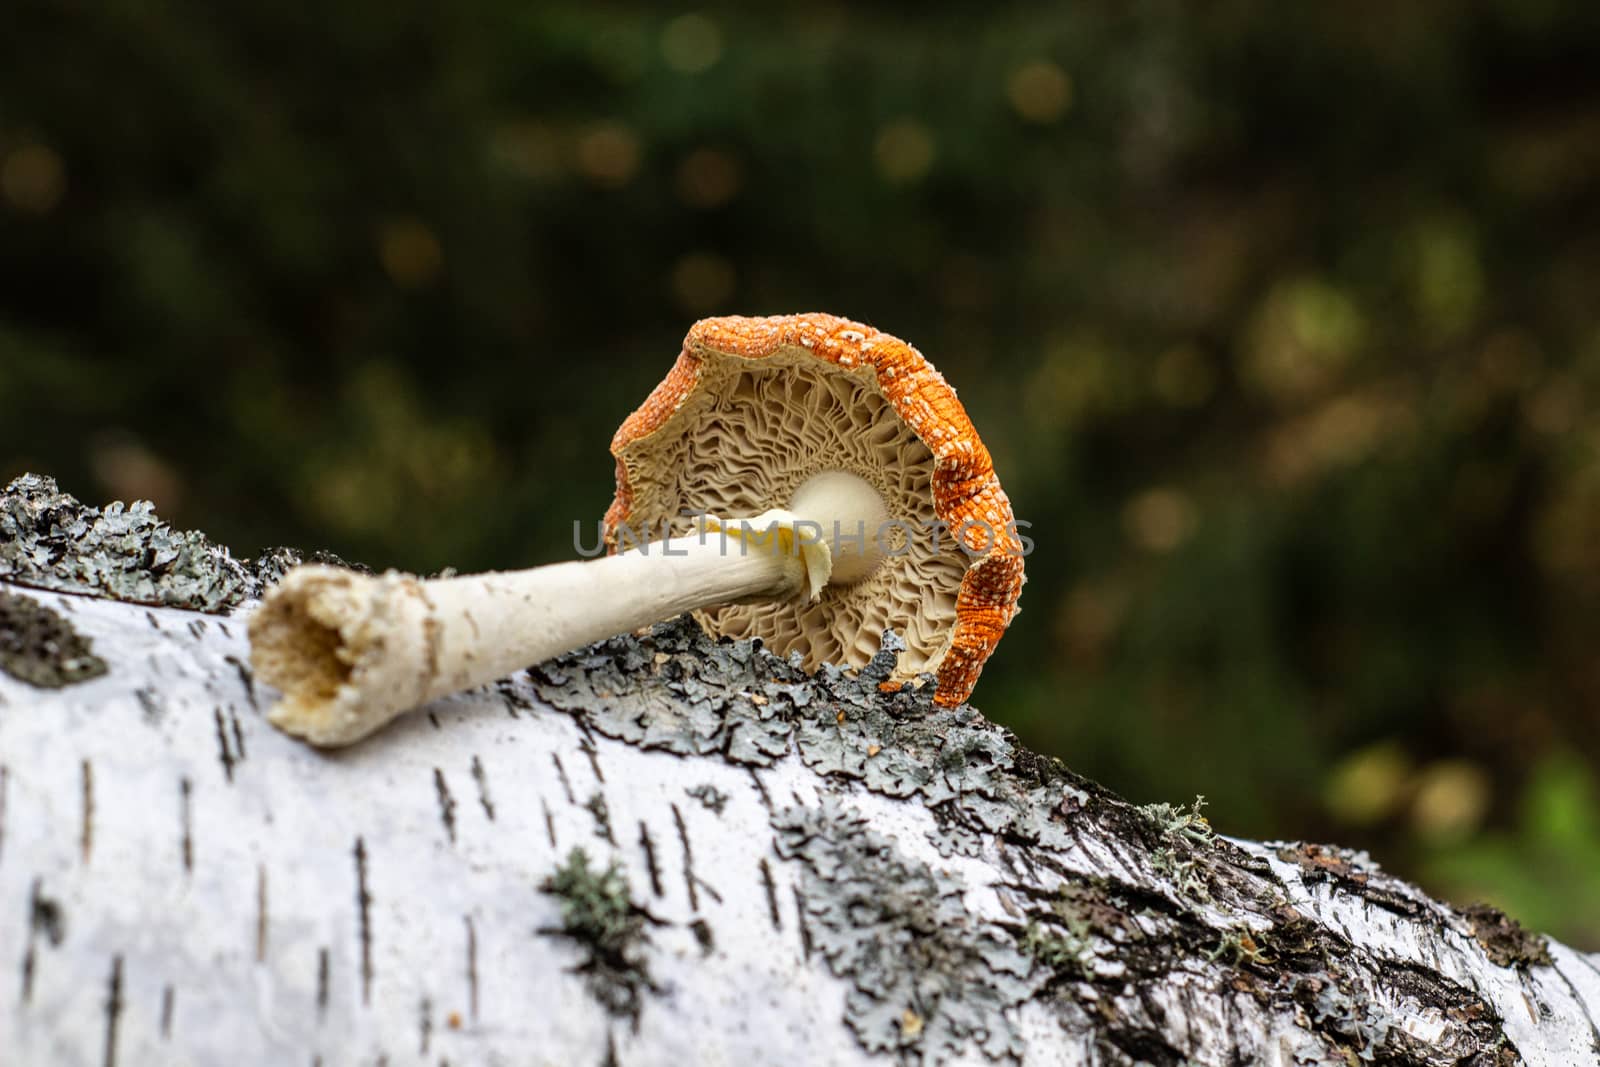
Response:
[2,478,1599,1066]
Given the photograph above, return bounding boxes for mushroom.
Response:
[249,313,1025,746]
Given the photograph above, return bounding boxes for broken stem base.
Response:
[250,525,826,746]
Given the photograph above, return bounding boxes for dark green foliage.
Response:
[3,2,1598,944]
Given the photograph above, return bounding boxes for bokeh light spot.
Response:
[873,120,936,184]
[1007,61,1073,124]
[1523,376,1581,436]
[1410,761,1492,843]
[661,14,723,74]
[576,123,641,187]
[87,431,186,514]
[490,120,562,181]
[676,148,743,209]
[1121,487,1197,553]
[1414,219,1484,338]
[1324,742,1411,825]
[1,143,66,214]
[377,219,443,288]
[671,251,735,312]
[1055,579,1130,668]
[1243,278,1366,403]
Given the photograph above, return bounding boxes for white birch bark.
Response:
[2,582,1599,1067]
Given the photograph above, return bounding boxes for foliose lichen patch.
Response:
[539,848,659,1024]
[531,620,1097,848]
[1,474,255,612]
[0,474,363,613]
[530,620,798,766]
[0,589,109,688]
[772,799,1039,1063]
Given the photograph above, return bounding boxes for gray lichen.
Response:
[530,622,796,765]
[0,474,363,613]
[531,619,1095,849]
[0,589,109,688]
[538,848,659,1024]
[1,474,256,612]
[685,783,729,814]
[772,799,1040,1063]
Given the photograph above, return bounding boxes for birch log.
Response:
[2,479,1599,1066]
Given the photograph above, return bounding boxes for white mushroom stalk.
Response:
[250,471,889,746]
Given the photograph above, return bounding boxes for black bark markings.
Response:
[80,759,94,864]
[672,803,723,911]
[551,754,576,805]
[470,756,495,821]
[20,942,34,1004]
[179,777,193,873]
[256,864,269,962]
[316,947,330,1017]
[746,767,773,812]
[102,954,123,1067]
[419,997,432,1054]
[759,858,781,930]
[639,821,664,898]
[542,799,557,847]
[356,838,374,1004]
[355,837,374,1004]
[464,915,479,1022]
[673,804,699,911]
[497,676,533,719]
[21,877,62,1005]
[135,687,164,724]
[689,918,715,955]
[187,618,206,640]
[586,793,617,846]
[428,712,442,731]
[159,984,174,1039]
[793,887,813,959]
[224,655,256,710]
[230,712,246,761]
[214,708,237,782]
[578,733,605,784]
[433,769,458,844]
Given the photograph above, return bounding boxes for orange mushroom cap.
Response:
[605,313,1025,706]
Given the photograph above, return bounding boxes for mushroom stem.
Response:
[786,470,889,585]
[252,469,898,747]
[250,524,828,746]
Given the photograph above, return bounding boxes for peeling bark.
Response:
[2,477,1599,1065]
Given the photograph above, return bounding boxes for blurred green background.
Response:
[3,2,1598,946]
